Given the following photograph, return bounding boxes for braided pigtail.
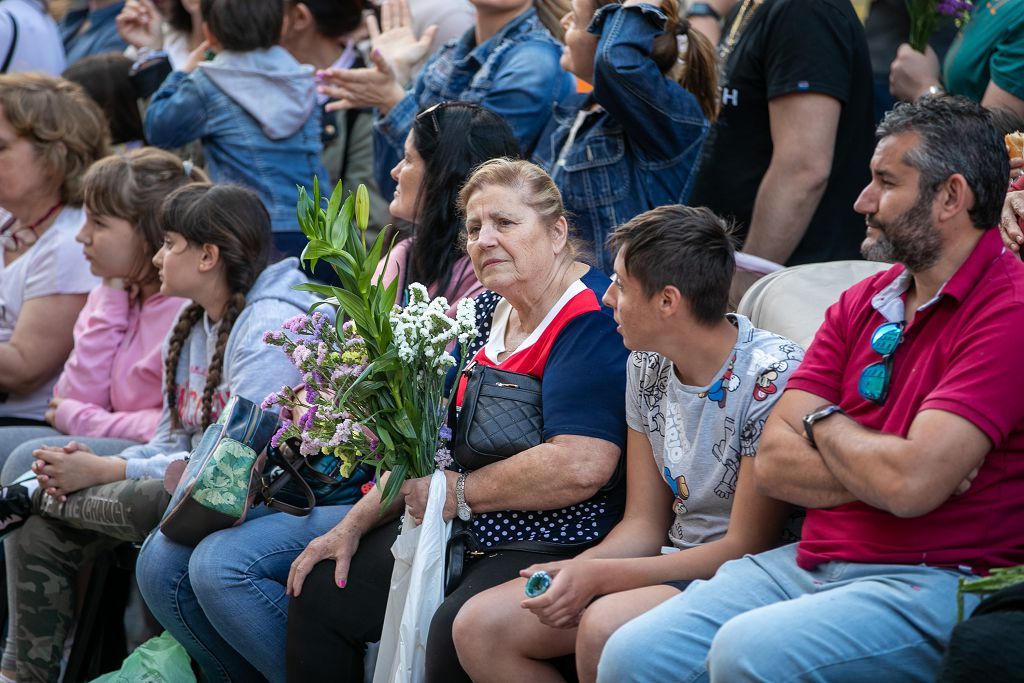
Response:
[164,303,204,431]
[161,183,273,430]
[199,292,246,430]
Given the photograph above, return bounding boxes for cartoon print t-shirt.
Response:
[625,314,804,549]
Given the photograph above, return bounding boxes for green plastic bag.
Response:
[91,631,195,683]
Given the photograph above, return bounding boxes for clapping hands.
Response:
[317,0,436,113]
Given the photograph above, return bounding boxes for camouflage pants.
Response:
[10,478,169,683]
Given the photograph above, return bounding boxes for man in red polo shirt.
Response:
[595,96,1024,682]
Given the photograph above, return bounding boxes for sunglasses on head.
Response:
[857,321,905,405]
[415,101,451,134]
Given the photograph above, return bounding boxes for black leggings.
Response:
[286,521,575,683]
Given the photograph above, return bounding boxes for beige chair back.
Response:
[737,260,890,349]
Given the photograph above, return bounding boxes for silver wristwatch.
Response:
[456,473,472,522]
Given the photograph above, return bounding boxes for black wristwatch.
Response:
[803,404,845,449]
[686,2,721,20]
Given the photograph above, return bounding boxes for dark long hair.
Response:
[407,102,519,293]
[161,184,272,430]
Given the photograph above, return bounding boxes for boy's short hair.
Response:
[201,0,283,51]
[607,205,736,325]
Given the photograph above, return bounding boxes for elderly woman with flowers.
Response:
[285,158,630,682]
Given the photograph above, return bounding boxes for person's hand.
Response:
[43,397,64,428]
[287,525,360,596]
[182,39,211,74]
[116,0,164,50]
[317,48,406,114]
[999,189,1024,256]
[729,269,763,310]
[400,470,458,525]
[1010,157,1024,183]
[31,442,124,500]
[519,559,601,629]
[367,0,437,89]
[889,43,941,102]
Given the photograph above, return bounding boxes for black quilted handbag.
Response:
[452,361,543,471]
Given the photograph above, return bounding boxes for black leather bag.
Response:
[452,361,544,471]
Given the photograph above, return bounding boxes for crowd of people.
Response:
[0,0,1022,681]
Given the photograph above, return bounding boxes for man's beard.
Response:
[861,194,942,272]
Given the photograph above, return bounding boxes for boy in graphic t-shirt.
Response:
[451,205,803,682]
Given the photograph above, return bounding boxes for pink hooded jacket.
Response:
[52,284,186,442]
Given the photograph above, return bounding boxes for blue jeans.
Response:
[136,504,352,683]
[597,543,982,683]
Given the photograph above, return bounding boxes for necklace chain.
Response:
[717,0,764,79]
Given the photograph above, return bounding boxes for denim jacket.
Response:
[145,47,328,232]
[373,7,574,196]
[533,4,709,273]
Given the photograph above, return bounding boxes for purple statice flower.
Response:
[311,371,325,387]
[937,0,972,15]
[299,437,323,457]
[291,345,312,367]
[434,446,453,470]
[261,391,279,410]
[282,314,309,333]
[298,405,318,431]
[311,312,326,338]
[270,419,291,449]
[438,425,453,442]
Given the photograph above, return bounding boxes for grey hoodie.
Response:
[121,258,313,479]
[199,46,317,140]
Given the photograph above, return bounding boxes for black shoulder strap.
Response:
[1,11,19,74]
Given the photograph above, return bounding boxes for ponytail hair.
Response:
[595,0,720,122]
[160,184,272,430]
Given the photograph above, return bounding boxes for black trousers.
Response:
[286,520,575,683]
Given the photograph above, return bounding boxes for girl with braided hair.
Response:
[0,183,312,683]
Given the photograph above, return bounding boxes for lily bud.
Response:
[355,184,370,232]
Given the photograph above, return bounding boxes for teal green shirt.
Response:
[943,2,1024,103]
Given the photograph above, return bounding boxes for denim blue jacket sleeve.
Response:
[482,40,571,155]
[589,3,707,160]
[144,70,211,149]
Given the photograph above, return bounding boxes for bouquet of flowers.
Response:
[907,0,973,53]
[262,180,477,507]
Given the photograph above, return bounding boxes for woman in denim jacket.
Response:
[318,0,576,198]
[535,0,719,274]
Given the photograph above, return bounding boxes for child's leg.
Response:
[12,516,121,682]
[575,584,682,683]
[35,478,169,543]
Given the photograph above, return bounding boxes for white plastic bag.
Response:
[373,470,452,683]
